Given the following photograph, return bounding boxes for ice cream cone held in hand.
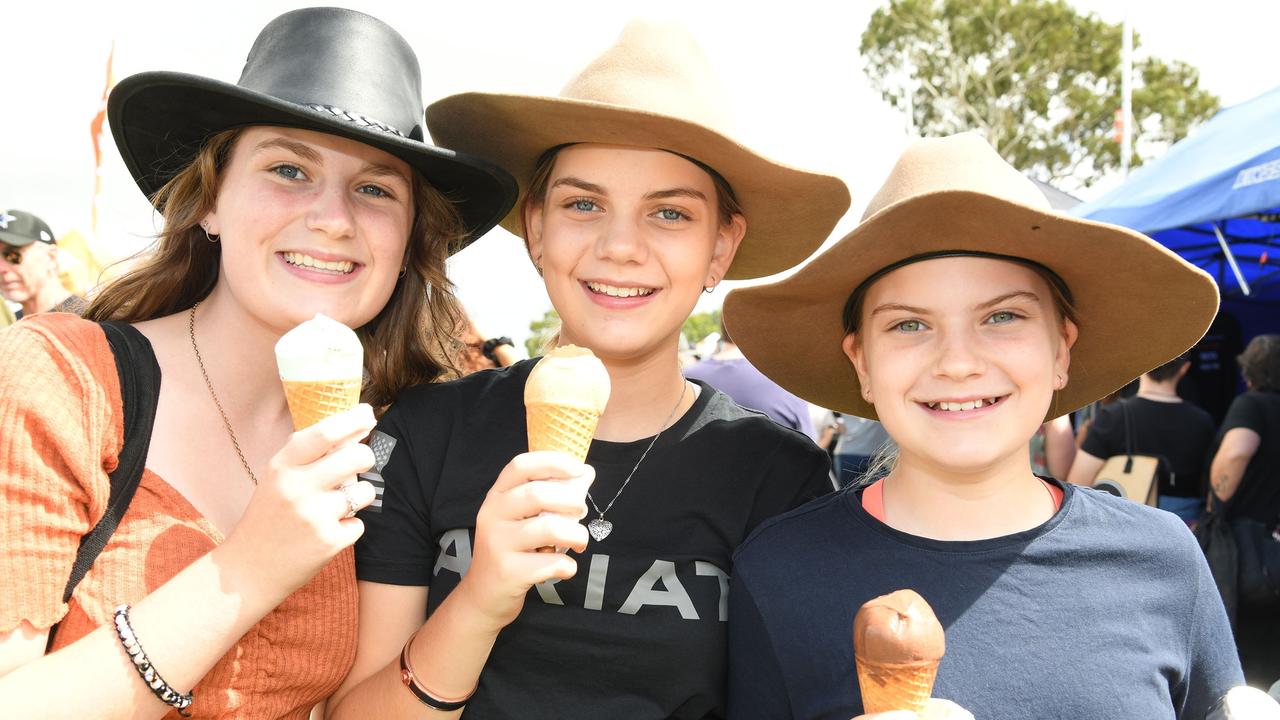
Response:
[525,345,611,461]
[525,346,610,552]
[275,314,365,430]
[854,589,945,715]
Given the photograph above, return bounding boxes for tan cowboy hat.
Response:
[425,19,850,280]
[724,132,1220,420]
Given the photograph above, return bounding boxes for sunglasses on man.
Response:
[2,245,26,265]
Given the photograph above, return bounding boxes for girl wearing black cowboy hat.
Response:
[0,8,515,718]
[722,133,1244,719]
[329,21,849,719]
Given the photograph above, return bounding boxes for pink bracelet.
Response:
[399,628,475,711]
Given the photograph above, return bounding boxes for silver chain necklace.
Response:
[586,380,689,542]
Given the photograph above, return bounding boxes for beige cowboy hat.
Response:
[724,132,1220,420]
[425,19,850,280]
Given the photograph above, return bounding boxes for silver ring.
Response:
[340,483,359,519]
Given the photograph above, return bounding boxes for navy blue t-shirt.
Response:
[728,481,1242,720]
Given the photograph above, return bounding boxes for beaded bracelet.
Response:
[399,628,474,711]
[113,605,194,717]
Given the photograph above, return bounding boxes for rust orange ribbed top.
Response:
[0,314,357,719]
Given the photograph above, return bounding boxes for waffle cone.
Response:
[856,655,938,714]
[526,402,600,461]
[282,378,362,430]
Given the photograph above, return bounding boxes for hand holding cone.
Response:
[853,589,945,715]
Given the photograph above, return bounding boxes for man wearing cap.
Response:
[0,209,85,326]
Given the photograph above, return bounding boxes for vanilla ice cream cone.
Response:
[524,345,610,460]
[526,403,599,461]
[275,314,365,431]
[524,346,610,552]
[281,377,363,431]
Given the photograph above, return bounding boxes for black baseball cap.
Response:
[0,210,55,248]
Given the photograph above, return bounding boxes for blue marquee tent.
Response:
[1073,85,1280,302]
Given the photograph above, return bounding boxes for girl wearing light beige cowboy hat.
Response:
[0,8,517,718]
[330,20,848,719]
[722,132,1245,719]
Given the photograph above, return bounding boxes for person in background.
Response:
[0,209,86,324]
[832,414,894,487]
[456,311,520,374]
[685,315,817,439]
[1030,415,1076,480]
[814,408,841,458]
[1067,354,1214,524]
[1208,334,1280,688]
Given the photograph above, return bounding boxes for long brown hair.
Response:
[86,128,467,410]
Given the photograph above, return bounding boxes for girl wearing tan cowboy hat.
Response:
[723,133,1243,720]
[329,20,848,719]
[0,8,515,718]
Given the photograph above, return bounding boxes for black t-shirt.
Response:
[355,360,832,719]
[1216,390,1280,525]
[1080,396,1216,497]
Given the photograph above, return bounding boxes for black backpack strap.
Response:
[60,321,161,604]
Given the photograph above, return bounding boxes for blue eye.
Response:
[655,208,688,222]
[358,184,390,199]
[570,198,598,212]
[895,319,924,333]
[987,311,1017,324]
[273,164,306,181]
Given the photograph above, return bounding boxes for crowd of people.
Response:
[1,7,1277,720]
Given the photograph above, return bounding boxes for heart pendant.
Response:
[587,517,613,541]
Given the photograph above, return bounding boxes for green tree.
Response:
[860,0,1219,186]
[682,309,722,346]
[526,308,560,357]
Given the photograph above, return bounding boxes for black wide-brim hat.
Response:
[108,7,517,250]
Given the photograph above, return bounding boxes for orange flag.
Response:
[90,42,115,237]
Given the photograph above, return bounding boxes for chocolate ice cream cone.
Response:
[855,656,939,714]
[853,589,945,714]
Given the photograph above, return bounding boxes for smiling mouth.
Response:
[923,396,1007,412]
[585,281,656,298]
[281,251,356,275]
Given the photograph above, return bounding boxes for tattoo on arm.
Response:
[1212,473,1232,501]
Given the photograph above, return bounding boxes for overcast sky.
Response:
[4,0,1278,348]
